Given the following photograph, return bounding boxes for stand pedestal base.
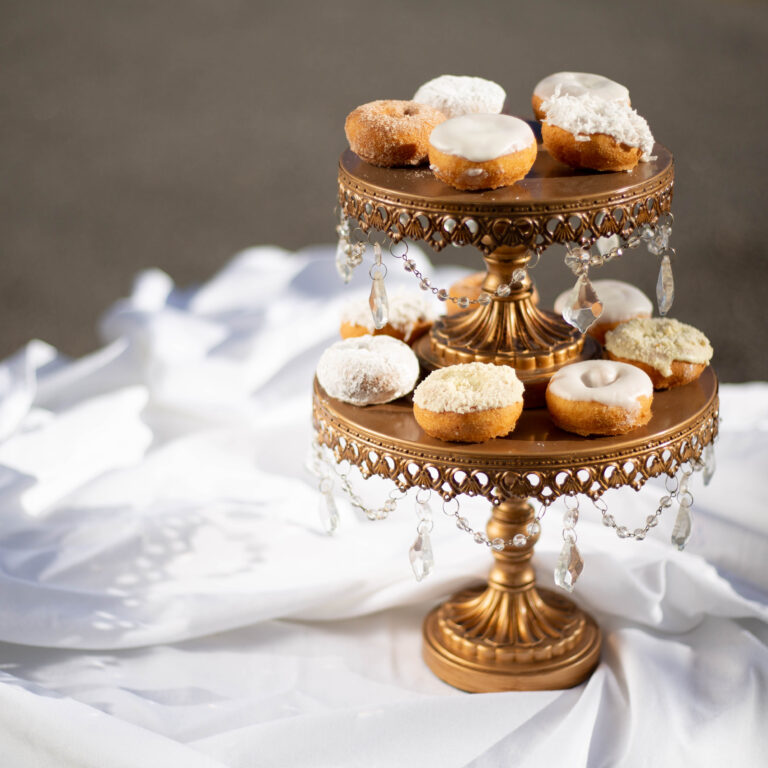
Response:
[423,585,601,692]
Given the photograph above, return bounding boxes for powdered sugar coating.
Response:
[341,289,436,342]
[534,72,629,106]
[554,279,652,325]
[413,75,506,118]
[548,360,652,410]
[413,363,524,414]
[317,335,420,406]
[541,91,655,161]
[604,318,713,377]
[429,114,536,163]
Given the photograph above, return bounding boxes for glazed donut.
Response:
[532,72,629,121]
[340,289,436,345]
[413,75,506,118]
[540,93,654,172]
[428,114,537,191]
[317,335,420,406]
[344,100,446,167]
[604,317,713,390]
[554,279,652,344]
[413,363,524,443]
[446,272,539,315]
[545,360,653,436]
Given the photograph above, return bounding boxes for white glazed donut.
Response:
[532,72,629,120]
[317,335,420,406]
[545,359,653,436]
[414,75,506,118]
[554,279,653,344]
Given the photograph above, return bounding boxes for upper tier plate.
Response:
[338,144,674,253]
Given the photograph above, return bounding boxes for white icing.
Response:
[429,114,535,162]
[341,289,436,342]
[548,360,652,409]
[413,362,524,414]
[317,335,419,406]
[534,72,629,105]
[604,318,713,377]
[414,75,506,118]
[554,279,652,324]
[541,91,655,161]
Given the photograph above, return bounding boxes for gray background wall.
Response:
[2,0,767,380]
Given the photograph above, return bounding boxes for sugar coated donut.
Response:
[413,363,524,443]
[340,289,436,345]
[317,335,420,406]
[554,279,652,344]
[532,72,629,121]
[428,114,537,191]
[546,360,653,436]
[541,92,654,172]
[344,100,446,167]
[604,318,713,390]
[413,75,506,118]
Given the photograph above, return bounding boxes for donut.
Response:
[604,318,713,390]
[545,360,653,437]
[344,100,446,167]
[554,279,652,344]
[447,272,539,315]
[540,93,654,172]
[340,289,436,345]
[317,335,420,406]
[428,114,537,191]
[532,72,629,121]
[413,75,506,118]
[413,363,524,443]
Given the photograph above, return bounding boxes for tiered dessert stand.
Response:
[312,143,719,692]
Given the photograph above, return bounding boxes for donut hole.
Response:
[581,367,618,388]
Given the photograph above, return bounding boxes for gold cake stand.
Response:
[314,143,719,692]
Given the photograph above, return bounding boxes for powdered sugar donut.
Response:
[545,360,653,436]
[317,335,420,406]
[413,363,524,443]
[345,100,446,167]
[604,318,714,389]
[541,92,654,172]
[554,279,652,344]
[340,289,436,345]
[532,72,629,121]
[413,75,506,118]
[428,114,537,191]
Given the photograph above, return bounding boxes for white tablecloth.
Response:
[0,246,766,767]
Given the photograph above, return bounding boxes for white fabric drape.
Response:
[0,246,765,767]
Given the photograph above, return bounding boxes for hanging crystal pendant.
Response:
[554,537,583,592]
[656,251,675,315]
[318,490,339,534]
[562,274,604,333]
[703,443,716,486]
[564,244,591,275]
[369,275,388,329]
[409,530,434,581]
[671,501,693,550]
[335,239,353,284]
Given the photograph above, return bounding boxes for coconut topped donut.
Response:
[413,75,506,118]
[604,318,713,389]
[340,289,436,344]
[532,72,629,120]
[317,335,420,406]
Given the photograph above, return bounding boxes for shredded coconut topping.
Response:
[604,318,713,377]
[541,90,655,161]
[414,75,506,118]
[413,362,524,414]
[341,289,436,341]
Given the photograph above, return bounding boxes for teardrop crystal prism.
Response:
[657,254,674,315]
[562,275,604,333]
[335,240,353,283]
[319,492,339,534]
[554,538,583,592]
[369,277,389,329]
[671,502,693,550]
[409,530,434,581]
[703,443,716,486]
